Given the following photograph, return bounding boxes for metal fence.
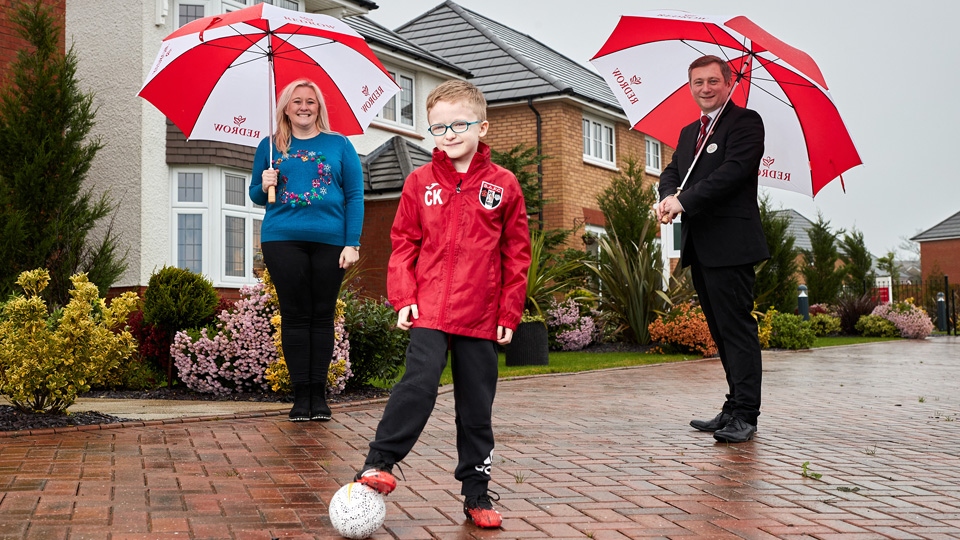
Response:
[888,277,958,335]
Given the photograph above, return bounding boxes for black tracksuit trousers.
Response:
[365,328,498,496]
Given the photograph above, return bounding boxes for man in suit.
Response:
[657,55,768,443]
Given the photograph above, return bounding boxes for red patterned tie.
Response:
[695,114,710,153]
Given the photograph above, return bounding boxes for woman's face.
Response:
[285,86,321,134]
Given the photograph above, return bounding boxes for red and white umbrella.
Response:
[138,3,399,147]
[591,10,861,198]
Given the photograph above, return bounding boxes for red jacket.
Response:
[387,143,531,340]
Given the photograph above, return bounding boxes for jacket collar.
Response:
[431,142,492,186]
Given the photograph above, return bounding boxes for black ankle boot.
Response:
[309,382,331,421]
[289,384,310,422]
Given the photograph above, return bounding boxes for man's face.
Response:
[689,63,732,114]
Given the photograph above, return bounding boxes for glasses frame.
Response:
[427,120,482,137]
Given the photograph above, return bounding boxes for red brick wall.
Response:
[485,100,660,249]
[920,238,960,282]
[355,197,400,300]
[0,0,65,86]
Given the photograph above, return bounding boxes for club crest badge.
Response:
[478,181,503,210]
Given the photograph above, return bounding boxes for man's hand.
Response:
[397,304,419,330]
[658,195,683,224]
[496,326,514,345]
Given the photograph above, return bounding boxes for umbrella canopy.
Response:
[138,3,399,147]
[591,10,861,198]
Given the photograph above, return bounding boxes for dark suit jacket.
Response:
[658,103,769,268]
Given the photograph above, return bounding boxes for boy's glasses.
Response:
[428,120,481,137]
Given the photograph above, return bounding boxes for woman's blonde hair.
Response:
[274,79,330,154]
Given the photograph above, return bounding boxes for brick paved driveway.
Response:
[1,338,958,539]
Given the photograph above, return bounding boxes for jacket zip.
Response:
[438,175,464,327]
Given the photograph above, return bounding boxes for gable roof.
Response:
[343,15,470,77]
[395,1,621,113]
[911,210,960,242]
[362,136,432,194]
[772,209,815,252]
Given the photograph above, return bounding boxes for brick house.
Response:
[393,1,668,249]
[912,210,960,282]
[60,0,464,301]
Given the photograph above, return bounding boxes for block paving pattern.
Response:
[1,338,958,539]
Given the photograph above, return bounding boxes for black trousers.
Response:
[261,241,344,387]
[366,328,498,496]
[690,261,763,425]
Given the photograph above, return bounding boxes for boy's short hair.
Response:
[425,80,487,121]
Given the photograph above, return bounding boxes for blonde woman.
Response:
[250,79,363,422]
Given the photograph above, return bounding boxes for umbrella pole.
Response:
[267,45,276,204]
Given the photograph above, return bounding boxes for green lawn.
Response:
[812,336,900,348]
[373,335,902,388]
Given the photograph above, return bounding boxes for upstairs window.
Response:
[583,115,615,165]
[378,70,415,128]
[645,136,661,175]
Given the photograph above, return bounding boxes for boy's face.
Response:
[428,100,488,171]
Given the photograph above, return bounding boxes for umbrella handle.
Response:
[266,166,276,204]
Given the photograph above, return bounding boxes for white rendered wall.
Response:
[65,0,172,288]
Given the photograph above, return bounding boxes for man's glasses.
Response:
[428,120,481,137]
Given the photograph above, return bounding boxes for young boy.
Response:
[353,80,531,529]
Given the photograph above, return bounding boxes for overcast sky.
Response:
[369,0,960,259]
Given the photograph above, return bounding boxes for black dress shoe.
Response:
[690,412,733,432]
[713,417,757,443]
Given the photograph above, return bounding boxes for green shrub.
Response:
[855,314,899,337]
[342,292,409,389]
[92,357,165,391]
[770,312,815,349]
[142,266,219,379]
[143,266,220,331]
[808,313,842,337]
[0,269,138,413]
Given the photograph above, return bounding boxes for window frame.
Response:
[376,68,416,129]
[582,114,616,167]
[170,166,264,286]
[174,0,211,28]
[645,136,662,175]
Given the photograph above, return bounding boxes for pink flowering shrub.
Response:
[545,298,596,351]
[172,283,278,394]
[871,298,934,339]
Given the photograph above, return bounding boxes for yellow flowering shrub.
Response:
[0,269,139,413]
[757,308,776,349]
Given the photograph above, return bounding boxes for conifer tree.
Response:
[800,212,845,305]
[754,194,798,313]
[0,1,126,305]
[839,227,876,295]
[597,157,658,253]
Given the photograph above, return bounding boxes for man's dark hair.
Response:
[688,55,732,82]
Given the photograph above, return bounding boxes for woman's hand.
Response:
[339,246,359,269]
[261,168,278,193]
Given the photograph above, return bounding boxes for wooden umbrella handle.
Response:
[268,185,275,204]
